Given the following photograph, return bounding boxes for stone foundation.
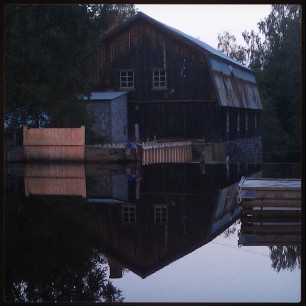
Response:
[199,137,262,164]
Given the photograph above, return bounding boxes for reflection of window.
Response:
[120,70,134,89]
[122,205,136,223]
[245,112,248,131]
[237,111,240,132]
[226,111,230,134]
[153,69,167,88]
[255,113,257,130]
[154,205,168,223]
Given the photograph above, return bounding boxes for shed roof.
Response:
[82,91,127,101]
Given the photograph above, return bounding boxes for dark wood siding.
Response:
[128,101,220,142]
[218,108,261,142]
[97,20,217,102]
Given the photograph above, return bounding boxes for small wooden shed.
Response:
[83,91,128,143]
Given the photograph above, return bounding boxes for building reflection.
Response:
[5,161,301,279]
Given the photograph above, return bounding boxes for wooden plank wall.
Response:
[23,126,85,161]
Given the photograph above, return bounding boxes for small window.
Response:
[120,70,134,89]
[122,205,136,224]
[152,69,167,89]
[154,205,168,224]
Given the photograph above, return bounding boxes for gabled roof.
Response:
[101,12,249,72]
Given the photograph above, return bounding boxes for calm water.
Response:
[4,162,301,302]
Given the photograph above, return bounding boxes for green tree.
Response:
[85,4,137,36]
[269,245,301,272]
[257,5,301,162]
[5,5,95,129]
[4,4,137,133]
[217,4,301,162]
[217,31,247,65]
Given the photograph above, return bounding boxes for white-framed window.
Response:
[120,70,134,89]
[152,69,167,89]
[237,111,240,132]
[226,111,230,134]
[245,112,248,131]
[122,205,136,223]
[154,205,168,224]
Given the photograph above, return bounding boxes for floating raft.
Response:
[237,177,301,246]
[237,177,301,208]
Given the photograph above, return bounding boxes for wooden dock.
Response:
[237,177,301,208]
[237,177,301,246]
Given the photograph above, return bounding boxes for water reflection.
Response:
[4,162,301,302]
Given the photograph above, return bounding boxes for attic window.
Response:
[120,70,134,89]
[152,69,167,89]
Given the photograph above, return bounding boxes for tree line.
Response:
[4,4,301,161]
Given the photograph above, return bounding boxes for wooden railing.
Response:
[138,141,192,165]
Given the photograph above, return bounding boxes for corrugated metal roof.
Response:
[82,92,127,101]
[212,70,262,109]
[210,58,255,83]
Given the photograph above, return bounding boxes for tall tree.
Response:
[257,4,301,162]
[217,31,247,65]
[4,4,137,131]
[217,4,301,162]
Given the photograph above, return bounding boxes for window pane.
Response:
[153,70,166,88]
[120,70,134,88]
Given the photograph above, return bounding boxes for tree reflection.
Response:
[4,194,124,302]
[222,220,240,238]
[269,245,301,272]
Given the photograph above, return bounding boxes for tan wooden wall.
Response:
[23,126,85,161]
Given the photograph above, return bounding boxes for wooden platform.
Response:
[237,177,301,246]
[237,177,301,208]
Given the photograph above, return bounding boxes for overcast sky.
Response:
[135,4,272,49]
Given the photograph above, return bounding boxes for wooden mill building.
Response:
[94,12,263,160]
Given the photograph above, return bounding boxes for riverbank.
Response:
[5,145,137,163]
